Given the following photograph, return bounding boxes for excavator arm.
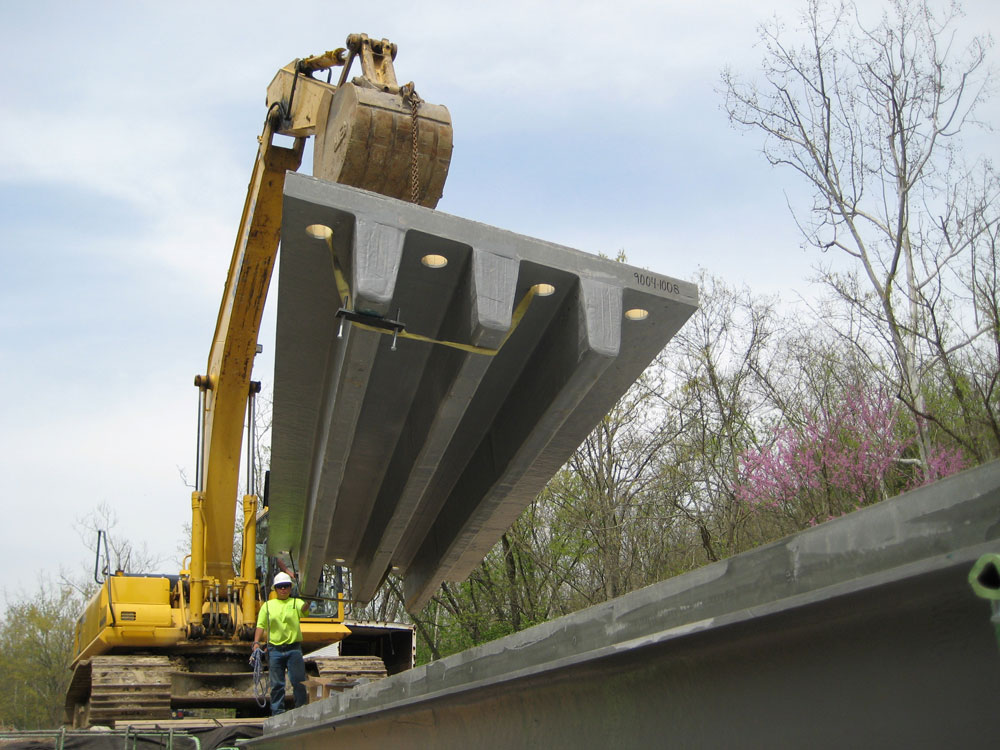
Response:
[189,112,304,627]
[188,35,452,635]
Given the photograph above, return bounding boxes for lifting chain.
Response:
[401,82,422,204]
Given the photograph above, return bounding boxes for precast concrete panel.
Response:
[269,174,698,610]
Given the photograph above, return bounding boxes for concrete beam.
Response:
[268,174,698,609]
[251,461,1000,749]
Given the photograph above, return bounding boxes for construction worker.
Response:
[254,571,311,714]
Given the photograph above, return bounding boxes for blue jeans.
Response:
[268,644,307,715]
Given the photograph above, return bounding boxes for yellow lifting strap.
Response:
[326,235,537,356]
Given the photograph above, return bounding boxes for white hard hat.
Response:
[273,572,294,588]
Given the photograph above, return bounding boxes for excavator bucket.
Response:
[313,83,452,208]
[268,175,698,612]
[267,35,452,209]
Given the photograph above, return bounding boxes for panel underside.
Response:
[269,174,698,611]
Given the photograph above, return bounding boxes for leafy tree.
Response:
[0,578,82,729]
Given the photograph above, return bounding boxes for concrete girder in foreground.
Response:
[251,461,1000,749]
[268,174,698,609]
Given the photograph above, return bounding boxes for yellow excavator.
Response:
[64,34,452,726]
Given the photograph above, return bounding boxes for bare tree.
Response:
[548,368,685,603]
[658,272,781,562]
[62,502,166,597]
[722,0,998,473]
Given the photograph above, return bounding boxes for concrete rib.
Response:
[403,279,621,609]
[349,251,519,602]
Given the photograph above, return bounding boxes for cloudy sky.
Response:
[2,0,997,591]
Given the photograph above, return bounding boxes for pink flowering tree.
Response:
[735,386,964,527]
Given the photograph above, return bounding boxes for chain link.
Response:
[401,83,423,204]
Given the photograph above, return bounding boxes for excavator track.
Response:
[66,652,388,726]
[67,655,175,727]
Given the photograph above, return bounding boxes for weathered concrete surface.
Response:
[269,174,698,609]
[250,461,1000,749]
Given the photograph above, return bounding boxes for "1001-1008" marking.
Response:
[634,272,680,295]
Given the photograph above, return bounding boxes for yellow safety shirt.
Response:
[256,597,305,646]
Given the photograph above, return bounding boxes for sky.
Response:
[1,0,997,592]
